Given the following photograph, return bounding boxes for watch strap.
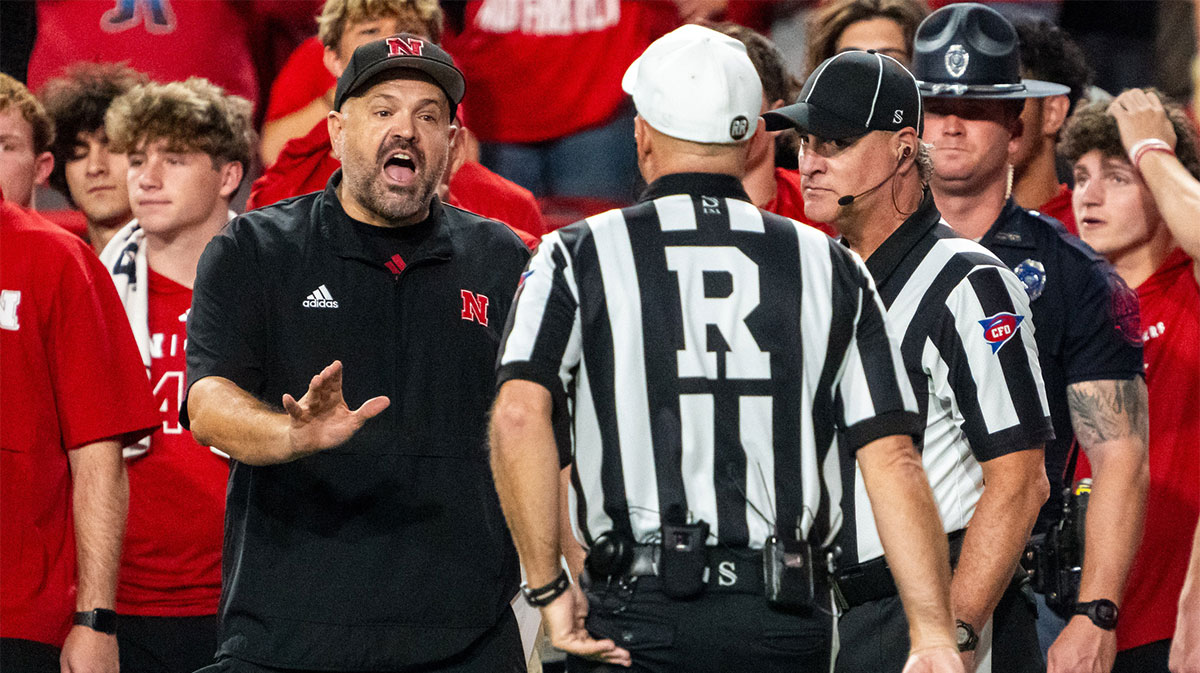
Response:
[73,608,118,634]
[1073,599,1119,630]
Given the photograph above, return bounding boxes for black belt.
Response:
[621,544,766,594]
[837,529,967,608]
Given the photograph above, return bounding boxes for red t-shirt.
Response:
[28,0,259,106]
[264,36,332,124]
[116,269,228,616]
[1077,248,1200,651]
[1037,184,1077,236]
[0,198,158,647]
[443,0,676,143]
[247,121,543,247]
[762,168,838,238]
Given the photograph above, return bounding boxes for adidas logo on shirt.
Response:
[303,285,339,308]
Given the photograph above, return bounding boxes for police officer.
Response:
[489,25,962,673]
[183,35,531,672]
[764,49,1054,673]
[913,5,1148,673]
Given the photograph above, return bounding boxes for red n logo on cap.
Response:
[387,37,425,57]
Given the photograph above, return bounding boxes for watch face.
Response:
[956,624,970,646]
[1093,601,1118,626]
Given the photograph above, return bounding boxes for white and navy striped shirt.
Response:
[842,193,1054,564]
[497,173,921,552]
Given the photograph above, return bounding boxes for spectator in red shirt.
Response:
[712,21,836,237]
[0,194,158,671]
[1011,19,1094,236]
[39,63,147,255]
[444,0,677,202]
[1062,89,1200,673]
[0,73,54,209]
[251,0,545,245]
[97,77,254,673]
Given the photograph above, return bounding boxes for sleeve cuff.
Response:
[969,420,1057,462]
[842,410,924,453]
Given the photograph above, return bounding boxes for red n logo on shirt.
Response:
[461,290,489,326]
[387,37,425,57]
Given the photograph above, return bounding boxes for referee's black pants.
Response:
[834,578,1043,673]
[568,577,834,673]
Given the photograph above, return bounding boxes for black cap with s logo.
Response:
[763,50,923,141]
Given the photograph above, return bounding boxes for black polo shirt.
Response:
[977,199,1143,532]
[183,170,529,670]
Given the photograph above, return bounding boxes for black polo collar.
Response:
[319,168,454,264]
[639,172,753,203]
[861,189,941,286]
[978,197,1038,250]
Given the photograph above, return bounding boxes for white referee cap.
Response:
[622,24,763,145]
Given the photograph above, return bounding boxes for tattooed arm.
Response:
[1047,377,1149,673]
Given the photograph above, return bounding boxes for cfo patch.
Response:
[979,312,1024,354]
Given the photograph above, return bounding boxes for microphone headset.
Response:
[836,145,912,207]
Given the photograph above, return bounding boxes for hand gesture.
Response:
[542,582,631,667]
[1108,89,1177,154]
[902,645,966,673]
[282,360,390,459]
[60,626,117,673]
[1048,617,1117,673]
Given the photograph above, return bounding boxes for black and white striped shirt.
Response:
[841,193,1055,565]
[497,173,921,552]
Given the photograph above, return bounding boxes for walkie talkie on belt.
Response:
[764,516,817,609]
[659,512,710,599]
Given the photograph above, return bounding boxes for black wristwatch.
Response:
[955,619,978,652]
[1074,599,1119,630]
[73,608,118,634]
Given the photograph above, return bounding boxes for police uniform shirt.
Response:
[496,172,922,554]
[979,199,1142,532]
[182,170,529,670]
[842,193,1055,565]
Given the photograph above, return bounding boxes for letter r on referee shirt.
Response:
[665,247,770,380]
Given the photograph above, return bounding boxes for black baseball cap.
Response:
[763,50,923,140]
[912,3,1069,99]
[333,33,466,113]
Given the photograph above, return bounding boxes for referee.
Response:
[489,26,961,673]
[763,50,1054,673]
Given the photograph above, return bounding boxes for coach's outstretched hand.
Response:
[903,645,966,673]
[543,582,632,668]
[283,360,390,459]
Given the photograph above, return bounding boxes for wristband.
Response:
[1128,138,1175,171]
[521,570,570,607]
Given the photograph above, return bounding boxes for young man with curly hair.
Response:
[98,76,255,673]
[39,63,147,254]
[1061,88,1200,673]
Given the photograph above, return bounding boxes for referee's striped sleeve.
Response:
[833,248,922,451]
[942,265,1054,460]
[497,230,582,398]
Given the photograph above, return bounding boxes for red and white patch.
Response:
[978,312,1024,354]
[387,37,425,57]
[461,290,489,326]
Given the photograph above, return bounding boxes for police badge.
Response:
[1013,259,1047,301]
[945,44,969,79]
